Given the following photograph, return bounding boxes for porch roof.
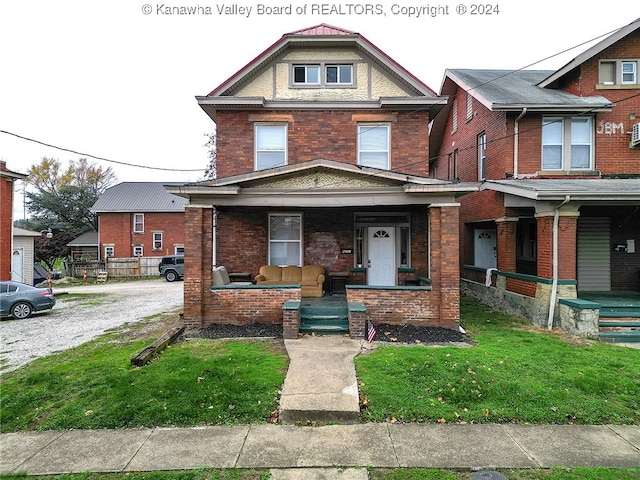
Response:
[166,159,478,207]
[484,178,640,204]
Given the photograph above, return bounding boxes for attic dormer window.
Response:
[293,65,320,85]
[291,63,354,87]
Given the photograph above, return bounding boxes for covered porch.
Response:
[168,159,477,337]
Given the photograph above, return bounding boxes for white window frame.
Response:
[621,61,638,84]
[174,245,185,255]
[542,116,593,171]
[133,245,143,257]
[153,232,163,251]
[357,124,390,170]
[255,124,287,171]
[477,132,486,181]
[268,213,302,267]
[104,245,114,258]
[133,213,144,233]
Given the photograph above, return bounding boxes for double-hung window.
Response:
[133,213,144,233]
[255,124,287,171]
[477,132,486,180]
[542,117,593,171]
[153,232,163,251]
[358,124,390,169]
[599,59,638,85]
[268,213,302,266]
[622,61,638,84]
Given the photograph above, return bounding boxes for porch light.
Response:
[41,228,53,238]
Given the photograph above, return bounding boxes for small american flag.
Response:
[367,320,376,343]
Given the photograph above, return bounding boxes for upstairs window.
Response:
[599,59,639,86]
[542,117,593,170]
[477,132,486,180]
[255,124,287,171]
[133,213,144,233]
[293,65,320,85]
[325,65,352,85]
[358,124,390,170]
[466,92,473,121]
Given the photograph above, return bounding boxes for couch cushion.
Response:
[259,265,283,282]
[301,265,324,283]
[281,266,302,283]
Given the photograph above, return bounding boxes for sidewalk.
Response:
[2,423,640,475]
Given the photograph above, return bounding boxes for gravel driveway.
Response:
[0,279,183,373]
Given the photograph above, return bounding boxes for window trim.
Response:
[477,132,487,181]
[598,59,639,86]
[133,213,144,233]
[153,232,163,251]
[325,64,353,85]
[268,213,303,267]
[133,244,143,257]
[541,116,593,171]
[291,63,355,87]
[466,92,473,121]
[254,123,287,171]
[451,98,458,133]
[104,245,114,258]
[357,123,391,170]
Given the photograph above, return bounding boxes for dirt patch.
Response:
[514,323,596,347]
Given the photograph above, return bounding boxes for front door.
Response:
[368,227,395,286]
[474,228,497,269]
[11,248,24,282]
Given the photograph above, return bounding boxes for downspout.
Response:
[513,108,527,178]
[212,207,217,268]
[547,195,571,330]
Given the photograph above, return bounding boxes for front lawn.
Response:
[356,297,640,425]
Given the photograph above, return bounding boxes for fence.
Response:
[66,257,162,280]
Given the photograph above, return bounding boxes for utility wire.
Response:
[0,130,204,173]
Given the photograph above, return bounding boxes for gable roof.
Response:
[206,23,436,98]
[442,69,613,111]
[539,18,640,88]
[91,182,189,213]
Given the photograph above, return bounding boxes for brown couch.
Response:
[255,265,325,297]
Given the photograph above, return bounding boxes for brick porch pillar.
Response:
[495,217,518,273]
[183,205,214,328]
[429,203,461,327]
[536,211,579,281]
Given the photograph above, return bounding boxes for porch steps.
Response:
[299,298,349,335]
[598,306,640,343]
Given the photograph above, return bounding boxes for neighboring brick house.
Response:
[0,161,28,282]
[168,24,477,337]
[430,18,640,337]
[91,182,188,260]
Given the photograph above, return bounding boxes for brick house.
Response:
[0,161,28,282]
[430,18,640,340]
[168,24,477,338]
[91,182,188,260]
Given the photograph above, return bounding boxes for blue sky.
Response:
[1,0,637,219]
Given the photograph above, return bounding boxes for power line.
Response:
[0,130,204,173]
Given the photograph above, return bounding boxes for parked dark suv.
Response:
[158,255,184,282]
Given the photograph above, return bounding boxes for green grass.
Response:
[356,297,640,425]
[0,327,287,432]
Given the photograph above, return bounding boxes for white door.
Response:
[11,248,24,282]
[474,229,497,269]
[368,227,395,286]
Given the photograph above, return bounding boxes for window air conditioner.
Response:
[632,123,640,148]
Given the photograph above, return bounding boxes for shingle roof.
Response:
[66,231,98,246]
[484,179,640,201]
[445,69,612,110]
[91,182,189,213]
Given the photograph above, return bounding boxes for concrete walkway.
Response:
[1,335,640,476]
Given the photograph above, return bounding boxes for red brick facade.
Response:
[0,161,27,281]
[98,211,184,258]
[216,110,431,178]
